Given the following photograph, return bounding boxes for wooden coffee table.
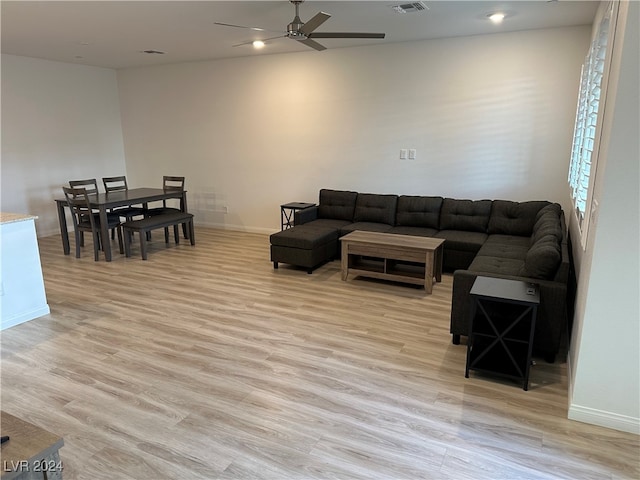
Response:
[340,231,445,293]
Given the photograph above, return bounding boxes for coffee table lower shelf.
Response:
[346,266,427,287]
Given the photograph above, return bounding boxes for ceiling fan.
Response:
[215,0,386,51]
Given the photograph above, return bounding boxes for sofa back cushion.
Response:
[488,200,551,236]
[353,193,398,225]
[531,203,563,244]
[396,196,443,229]
[318,189,358,221]
[520,234,562,279]
[439,198,492,233]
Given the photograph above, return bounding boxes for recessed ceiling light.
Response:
[488,12,505,24]
[252,40,265,49]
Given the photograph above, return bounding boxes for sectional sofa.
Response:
[270,189,569,362]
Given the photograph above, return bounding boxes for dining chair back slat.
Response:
[69,178,99,195]
[103,176,128,193]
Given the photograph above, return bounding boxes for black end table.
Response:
[280,202,315,230]
[465,276,540,390]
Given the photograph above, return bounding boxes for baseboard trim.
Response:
[195,221,275,235]
[1,305,51,331]
[568,403,640,434]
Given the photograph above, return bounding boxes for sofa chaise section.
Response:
[270,189,356,273]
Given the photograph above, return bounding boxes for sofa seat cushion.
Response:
[388,226,438,237]
[395,196,443,229]
[483,234,531,248]
[477,241,529,260]
[488,200,550,236]
[440,198,492,233]
[434,230,488,253]
[353,193,398,225]
[270,224,339,250]
[340,222,394,236]
[468,255,525,276]
[318,189,358,221]
[478,234,531,259]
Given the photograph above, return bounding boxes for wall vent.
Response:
[390,2,428,14]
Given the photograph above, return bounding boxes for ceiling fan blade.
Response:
[215,22,266,31]
[299,12,331,36]
[232,35,285,48]
[308,32,386,39]
[299,38,327,51]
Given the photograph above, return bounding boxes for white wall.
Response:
[0,54,127,236]
[568,0,640,434]
[117,26,590,233]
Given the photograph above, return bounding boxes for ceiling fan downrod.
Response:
[287,1,307,39]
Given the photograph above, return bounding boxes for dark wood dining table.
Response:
[55,187,188,262]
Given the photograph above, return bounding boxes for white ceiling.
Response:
[1,1,598,69]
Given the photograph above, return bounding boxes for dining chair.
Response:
[63,186,123,261]
[69,178,121,240]
[103,175,146,225]
[147,176,188,240]
[147,176,186,215]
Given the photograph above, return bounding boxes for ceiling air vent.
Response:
[390,2,428,14]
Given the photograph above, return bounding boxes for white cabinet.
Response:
[0,213,50,330]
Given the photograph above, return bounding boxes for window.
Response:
[568,2,614,243]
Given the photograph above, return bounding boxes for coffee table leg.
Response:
[435,245,443,283]
[425,251,434,293]
[341,242,349,281]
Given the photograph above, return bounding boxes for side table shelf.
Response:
[465,276,540,390]
[280,202,316,230]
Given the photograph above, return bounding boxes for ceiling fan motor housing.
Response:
[287,16,307,39]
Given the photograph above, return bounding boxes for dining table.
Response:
[55,187,188,262]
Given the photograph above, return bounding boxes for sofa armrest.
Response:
[451,269,568,362]
[294,206,318,225]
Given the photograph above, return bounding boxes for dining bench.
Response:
[122,212,195,260]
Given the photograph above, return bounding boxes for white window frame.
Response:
[568,1,619,249]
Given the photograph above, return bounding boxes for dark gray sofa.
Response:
[270,189,569,361]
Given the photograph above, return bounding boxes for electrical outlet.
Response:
[400,149,407,159]
[408,149,417,160]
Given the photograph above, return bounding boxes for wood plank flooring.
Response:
[1,228,638,479]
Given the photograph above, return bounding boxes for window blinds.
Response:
[568,3,612,228]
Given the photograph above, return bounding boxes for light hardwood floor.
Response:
[1,228,638,479]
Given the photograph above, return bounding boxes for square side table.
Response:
[465,276,540,390]
[280,202,315,230]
